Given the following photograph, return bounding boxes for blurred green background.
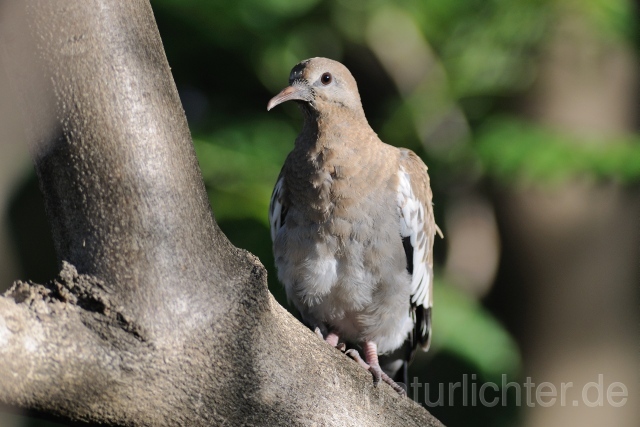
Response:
[0,0,638,426]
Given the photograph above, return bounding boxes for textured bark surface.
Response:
[0,1,442,426]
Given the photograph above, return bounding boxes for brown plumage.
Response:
[268,57,439,395]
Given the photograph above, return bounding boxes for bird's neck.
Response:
[285,106,385,222]
[297,106,370,154]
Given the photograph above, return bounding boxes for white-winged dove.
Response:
[267,57,440,395]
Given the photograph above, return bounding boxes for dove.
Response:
[267,57,439,394]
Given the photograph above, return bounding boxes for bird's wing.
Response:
[397,149,439,353]
[269,169,287,242]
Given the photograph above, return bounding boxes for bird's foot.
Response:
[345,349,382,387]
[346,347,406,396]
[368,363,383,386]
[381,370,407,396]
[346,348,371,370]
[314,328,346,351]
[325,331,339,347]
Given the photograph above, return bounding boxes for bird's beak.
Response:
[267,83,311,111]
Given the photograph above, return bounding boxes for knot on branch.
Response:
[5,261,148,343]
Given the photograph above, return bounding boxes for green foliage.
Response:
[476,118,640,185]
[433,279,521,381]
[577,0,636,41]
[194,119,294,224]
[421,0,552,98]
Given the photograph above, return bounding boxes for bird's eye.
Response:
[321,72,332,85]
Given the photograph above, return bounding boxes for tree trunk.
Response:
[0,1,442,426]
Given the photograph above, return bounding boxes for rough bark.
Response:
[0,1,442,426]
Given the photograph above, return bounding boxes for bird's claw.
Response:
[315,328,345,352]
[368,364,382,387]
[346,349,371,370]
[380,369,407,396]
[345,349,406,396]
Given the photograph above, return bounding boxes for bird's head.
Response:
[267,57,363,115]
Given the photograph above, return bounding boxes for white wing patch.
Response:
[397,167,432,309]
[269,176,285,242]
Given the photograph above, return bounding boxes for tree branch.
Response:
[0,1,443,425]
